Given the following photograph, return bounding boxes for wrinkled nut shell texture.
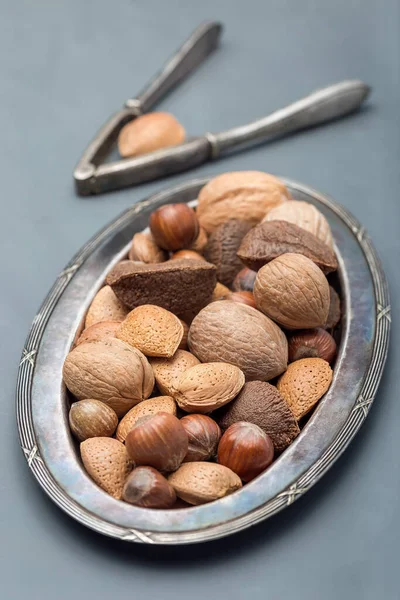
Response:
[149,350,200,396]
[254,253,330,329]
[116,396,177,442]
[197,171,290,233]
[63,339,154,417]
[238,220,338,274]
[216,381,299,453]
[188,301,288,381]
[76,321,120,346]
[117,305,183,358]
[85,285,129,328]
[80,437,131,499]
[203,219,253,286]
[118,112,185,158]
[174,362,245,413]
[106,259,216,315]
[277,357,333,420]
[263,200,334,249]
[168,461,242,505]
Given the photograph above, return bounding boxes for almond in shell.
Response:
[85,285,129,328]
[149,350,200,396]
[80,437,132,499]
[168,462,242,505]
[116,396,177,442]
[118,112,185,158]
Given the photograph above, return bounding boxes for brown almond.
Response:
[168,462,242,505]
[262,200,334,248]
[174,362,245,414]
[238,220,338,274]
[117,305,183,358]
[63,339,154,416]
[116,396,177,442]
[149,350,200,396]
[106,259,216,315]
[118,112,185,158]
[277,357,333,420]
[128,231,168,263]
[215,381,299,453]
[197,171,290,233]
[80,437,132,499]
[85,285,129,328]
[76,321,120,346]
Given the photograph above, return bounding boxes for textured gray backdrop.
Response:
[1,1,399,598]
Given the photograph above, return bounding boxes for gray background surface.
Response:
[1,1,399,598]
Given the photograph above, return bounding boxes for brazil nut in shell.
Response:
[188,301,288,381]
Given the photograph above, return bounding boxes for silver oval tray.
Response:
[16,177,390,545]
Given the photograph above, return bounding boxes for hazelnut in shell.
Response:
[288,328,337,363]
[224,291,257,309]
[128,231,168,264]
[150,203,199,251]
[218,422,274,482]
[232,267,257,292]
[69,400,118,442]
[125,412,188,473]
[122,466,176,509]
[180,414,221,462]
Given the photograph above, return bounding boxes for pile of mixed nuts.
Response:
[63,170,341,509]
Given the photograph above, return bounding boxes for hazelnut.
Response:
[117,305,184,358]
[118,112,185,158]
[180,414,221,462]
[254,253,330,329]
[224,291,256,309]
[232,267,257,292]
[122,466,176,508]
[125,412,188,472]
[218,422,274,482]
[69,400,118,442]
[116,396,177,443]
[150,203,199,251]
[211,282,230,301]
[188,301,288,381]
[75,320,120,346]
[203,219,252,286]
[128,231,168,264]
[80,437,131,499]
[170,249,205,261]
[168,462,242,505]
[215,381,299,453]
[174,362,245,414]
[288,328,337,363]
[277,357,333,420]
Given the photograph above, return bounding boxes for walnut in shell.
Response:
[106,259,216,315]
[85,285,129,328]
[277,357,333,420]
[62,338,154,416]
[215,381,299,453]
[188,301,288,381]
[149,350,200,396]
[174,362,245,413]
[196,171,290,233]
[80,437,132,499]
[237,220,338,274]
[203,219,253,286]
[254,253,330,329]
[168,462,242,505]
[262,200,334,248]
[117,305,183,358]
